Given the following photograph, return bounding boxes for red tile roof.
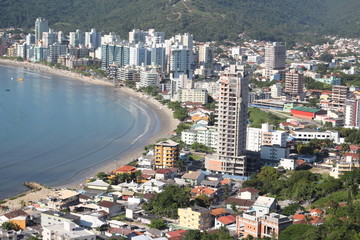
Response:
[217,215,236,225]
[310,208,323,215]
[156,169,171,174]
[113,165,137,174]
[293,214,306,220]
[238,187,260,194]
[192,186,216,196]
[98,200,117,208]
[166,229,187,239]
[210,208,228,216]
[4,209,28,219]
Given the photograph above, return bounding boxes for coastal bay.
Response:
[0,60,178,200]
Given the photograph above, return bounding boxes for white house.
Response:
[253,196,277,217]
[141,179,167,193]
[42,222,95,240]
[97,201,123,217]
[237,187,260,201]
[87,180,110,191]
[278,158,297,170]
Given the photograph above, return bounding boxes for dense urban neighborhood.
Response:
[2,16,360,240]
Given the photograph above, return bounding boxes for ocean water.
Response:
[0,65,161,198]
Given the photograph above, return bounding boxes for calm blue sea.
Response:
[0,64,160,198]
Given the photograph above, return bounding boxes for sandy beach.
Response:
[0,59,179,207]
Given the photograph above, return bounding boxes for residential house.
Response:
[210,208,228,218]
[215,215,236,230]
[42,222,96,240]
[178,206,213,230]
[141,179,167,193]
[165,229,187,239]
[155,168,178,180]
[191,187,217,203]
[310,208,323,217]
[225,198,254,211]
[181,171,205,186]
[253,196,277,217]
[237,187,260,201]
[87,180,110,191]
[112,165,137,175]
[0,209,29,230]
[97,201,123,217]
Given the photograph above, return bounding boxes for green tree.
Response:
[279,224,316,240]
[96,172,108,180]
[143,185,191,218]
[1,222,20,231]
[282,203,305,215]
[148,219,167,230]
[319,52,334,63]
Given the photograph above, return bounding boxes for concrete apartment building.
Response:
[154,140,179,169]
[177,88,209,104]
[264,42,286,77]
[246,123,288,152]
[284,70,304,96]
[205,67,249,176]
[345,92,360,127]
[178,206,213,230]
[181,126,217,149]
[330,85,349,111]
[236,212,292,239]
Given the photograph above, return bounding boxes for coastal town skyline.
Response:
[1,15,360,239]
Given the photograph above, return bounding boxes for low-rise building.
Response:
[253,196,277,217]
[237,187,260,201]
[236,212,292,239]
[40,211,80,227]
[42,222,96,240]
[292,129,340,143]
[178,206,212,230]
[260,145,289,161]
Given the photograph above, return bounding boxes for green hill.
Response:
[1,0,360,42]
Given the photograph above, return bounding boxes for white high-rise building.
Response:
[205,68,249,176]
[265,42,286,76]
[345,93,360,128]
[129,29,148,44]
[35,17,48,42]
[129,44,148,66]
[42,30,57,48]
[138,68,160,88]
[85,29,101,49]
[101,32,121,45]
[170,43,192,78]
[198,43,214,68]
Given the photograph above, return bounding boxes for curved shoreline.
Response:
[0,59,179,205]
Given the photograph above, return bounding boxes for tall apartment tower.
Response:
[345,92,360,127]
[35,17,49,42]
[154,140,179,169]
[205,68,249,176]
[265,42,286,76]
[284,70,304,96]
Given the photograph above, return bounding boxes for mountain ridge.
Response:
[0,0,360,42]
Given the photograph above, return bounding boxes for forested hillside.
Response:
[0,0,360,41]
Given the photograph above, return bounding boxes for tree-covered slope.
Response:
[0,0,359,41]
